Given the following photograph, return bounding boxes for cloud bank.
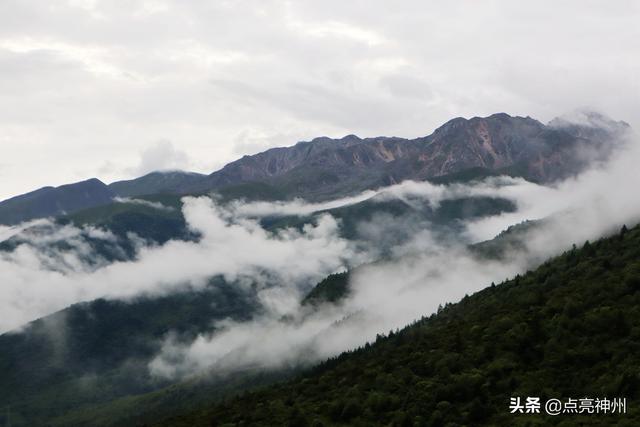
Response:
[0,197,354,332]
[149,134,640,379]
[2,132,639,381]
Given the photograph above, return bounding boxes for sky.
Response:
[1,0,639,201]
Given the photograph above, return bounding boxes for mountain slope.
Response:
[64,193,191,246]
[152,224,640,427]
[0,178,115,225]
[0,277,260,427]
[29,179,515,251]
[0,112,629,226]
[184,112,628,200]
[109,171,206,197]
[0,196,519,427]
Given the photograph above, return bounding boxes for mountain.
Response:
[90,112,635,203]
[151,224,640,427]
[302,219,541,308]
[0,178,115,225]
[261,195,516,245]
[0,110,633,426]
[109,171,206,197]
[0,112,629,226]
[4,219,631,427]
[184,112,629,200]
[0,209,624,426]
[64,193,192,246]
[0,199,524,427]
[0,277,261,427]
[55,190,516,253]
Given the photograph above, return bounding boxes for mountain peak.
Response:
[109,170,206,198]
[0,178,114,225]
[486,112,512,120]
[1,110,630,224]
[548,109,630,131]
[432,112,542,136]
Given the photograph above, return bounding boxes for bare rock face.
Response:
[1,111,630,225]
[191,112,629,199]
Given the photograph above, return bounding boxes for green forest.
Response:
[151,224,640,426]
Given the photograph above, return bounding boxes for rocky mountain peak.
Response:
[0,111,630,224]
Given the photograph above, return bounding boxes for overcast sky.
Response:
[1,0,639,200]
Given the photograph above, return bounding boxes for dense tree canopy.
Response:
[153,224,640,427]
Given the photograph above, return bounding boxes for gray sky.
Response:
[1,0,639,201]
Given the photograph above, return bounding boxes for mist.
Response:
[149,133,640,379]
[0,198,355,332]
[2,129,639,382]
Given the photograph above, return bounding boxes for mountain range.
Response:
[0,111,629,225]
[167,224,640,427]
[0,110,635,427]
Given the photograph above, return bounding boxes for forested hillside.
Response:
[0,189,518,426]
[153,224,640,427]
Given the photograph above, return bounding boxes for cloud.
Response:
[148,133,640,379]
[225,190,378,218]
[129,140,191,176]
[0,197,354,332]
[1,1,639,200]
[114,196,176,212]
[2,129,639,380]
[222,173,529,219]
[0,173,517,334]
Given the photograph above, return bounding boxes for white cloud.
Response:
[129,140,191,175]
[149,133,640,378]
[113,196,175,211]
[0,196,354,332]
[1,1,639,199]
[1,0,640,379]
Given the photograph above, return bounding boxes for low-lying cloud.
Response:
[0,198,354,332]
[114,196,177,212]
[2,133,640,382]
[149,134,640,379]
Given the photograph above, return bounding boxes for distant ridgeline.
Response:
[0,112,629,226]
[0,111,633,427]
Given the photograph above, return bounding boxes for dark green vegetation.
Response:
[0,111,631,425]
[317,196,515,243]
[426,164,536,185]
[302,272,350,306]
[0,277,260,427]
[304,220,542,309]
[63,190,516,250]
[65,194,193,246]
[0,181,519,426]
[0,178,115,225]
[0,194,193,263]
[470,219,541,260]
[252,195,515,247]
[0,220,139,263]
[108,171,206,197]
[62,184,289,246]
[152,224,640,427]
[213,181,288,202]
